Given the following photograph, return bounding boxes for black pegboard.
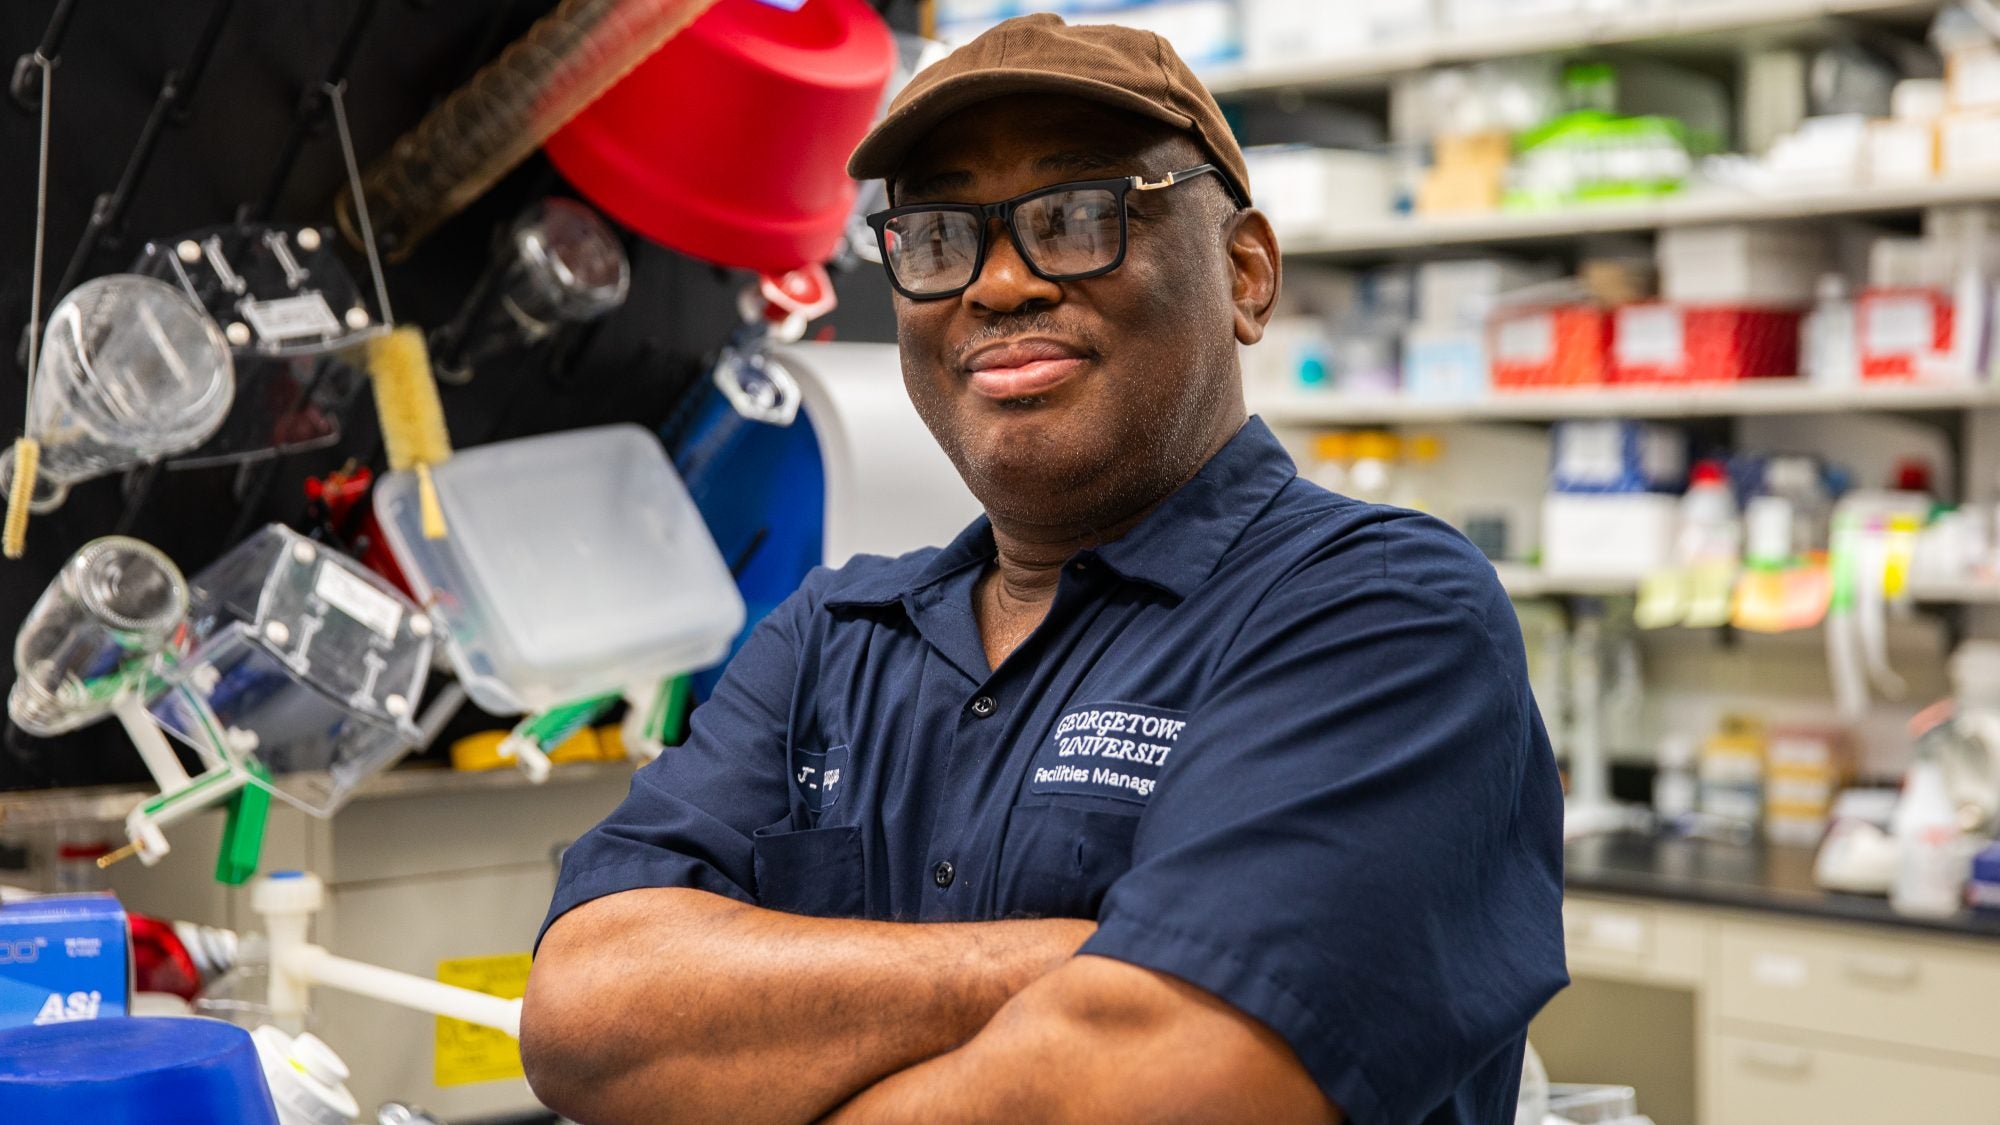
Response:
[0,0,912,790]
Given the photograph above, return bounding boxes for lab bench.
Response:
[2,761,638,1121]
[1546,832,2000,1125]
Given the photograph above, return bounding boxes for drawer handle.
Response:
[1842,955,1920,988]
[1563,912,1646,953]
[1738,1044,1813,1077]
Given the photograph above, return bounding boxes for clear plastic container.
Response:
[149,525,433,816]
[374,424,745,714]
[9,536,187,737]
[14,275,233,510]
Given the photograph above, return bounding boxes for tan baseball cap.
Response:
[847,13,1251,207]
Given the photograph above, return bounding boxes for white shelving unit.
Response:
[1492,563,2000,604]
[1202,0,1943,95]
[1277,179,2000,260]
[1252,381,2000,426]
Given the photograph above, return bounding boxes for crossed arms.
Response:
[521,887,1339,1124]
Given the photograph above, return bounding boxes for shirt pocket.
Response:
[751,823,864,918]
[994,801,1139,920]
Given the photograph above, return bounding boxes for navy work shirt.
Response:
[543,418,1568,1125]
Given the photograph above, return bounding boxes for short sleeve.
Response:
[536,576,813,949]
[1078,529,1568,1124]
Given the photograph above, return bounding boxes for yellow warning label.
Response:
[435,952,531,1087]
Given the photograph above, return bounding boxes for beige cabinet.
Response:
[1554,893,2000,1125]
[1707,1032,2000,1125]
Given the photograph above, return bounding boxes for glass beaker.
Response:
[9,536,188,737]
[8,274,233,511]
[507,197,629,335]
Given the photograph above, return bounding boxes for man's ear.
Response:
[1226,208,1281,346]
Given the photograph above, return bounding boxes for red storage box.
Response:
[1611,304,1803,385]
[1858,288,1955,381]
[1490,306,1611,389]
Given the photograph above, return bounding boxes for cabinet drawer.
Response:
[1563,897,1702,983]
[1717,918,2000,1060]
[1709,1032,2000,1125]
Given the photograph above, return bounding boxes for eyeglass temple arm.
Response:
[1130,164,1243,207]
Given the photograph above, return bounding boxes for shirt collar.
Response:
[825,416,1295,608]
[1087,416,1295,600]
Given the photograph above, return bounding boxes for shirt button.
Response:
[970,695,996,718]
[932,860,956,888]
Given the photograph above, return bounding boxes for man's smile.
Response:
[962,337,1093,400]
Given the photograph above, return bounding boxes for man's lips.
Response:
[962,338,1091,400]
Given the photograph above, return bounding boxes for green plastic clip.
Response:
[215,760,271,886]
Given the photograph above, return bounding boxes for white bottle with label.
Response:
[1890,758,1969,918]
[1677,460,1742,566]
[1803,274,1859,388]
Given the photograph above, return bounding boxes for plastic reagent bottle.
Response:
[1803,273,1859,387]
[1678,460,1742,566]
[1892,757,1970,918]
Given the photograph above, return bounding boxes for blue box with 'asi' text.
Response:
[0,893,130,1030]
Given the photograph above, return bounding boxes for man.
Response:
[522,14,1566,1125]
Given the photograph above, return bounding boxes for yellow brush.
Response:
[368,326,451,540]
[3,437,39,559]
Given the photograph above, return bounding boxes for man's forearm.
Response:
[822,956,1340,1125]
[522,887,1095,1125]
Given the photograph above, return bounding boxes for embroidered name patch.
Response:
[793,744,848,817]
[1028,703,1188,804]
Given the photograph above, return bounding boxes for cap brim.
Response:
[848,67,1196,185]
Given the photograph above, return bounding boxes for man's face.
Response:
[887,95,1272,531]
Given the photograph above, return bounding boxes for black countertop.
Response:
[1565,832,2000,941]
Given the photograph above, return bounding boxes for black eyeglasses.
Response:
[866,164,1236,300]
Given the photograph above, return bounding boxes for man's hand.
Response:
[521,888,1095,1125]
[824,955,1341,1125]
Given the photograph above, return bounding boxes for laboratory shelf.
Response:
[1202,0,1943,96]
[1492,564,1644,599]
[0,759,638,831]
[1253,381,2000,425]
[1492,563,2000,604]
[1276,178,2000,261]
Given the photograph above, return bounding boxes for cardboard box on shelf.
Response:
[1940,109,2000,178]
[1403,324,1488,401]
[1417,258,1561,328]
[1419,131,1511,216]
[1946,44,2000,112]
[1858,287,1955,381]
[1244,146,1395,241]
[1550,419,1685,494]
[1490,305,1611,389]
[1070,0,1241,68]
[1444,0,1576,32]
[1611,305,1803,385]
[1541,492,1679,578]
[1867,117,1939,183]
[1657,224,1827,306]
[1765,728,1850,847]
[0,893,130,1031]
[1238,0,1369,68]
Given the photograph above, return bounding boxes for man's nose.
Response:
[962,216,1062,314]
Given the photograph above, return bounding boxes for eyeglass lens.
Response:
[882,186,1123,296]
